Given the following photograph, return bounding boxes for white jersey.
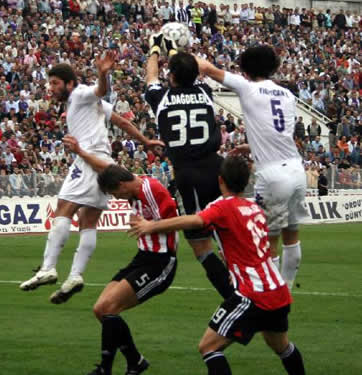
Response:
[66,84,112,154]
[223,72,300,171]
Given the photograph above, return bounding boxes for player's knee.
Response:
[198,339,208,355]
[93,300,112,320]
[93,302,104,321]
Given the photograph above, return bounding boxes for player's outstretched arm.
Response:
[146,33,163,85]
[128,214,204,237]
[195,57,225,83]
[95,51,115,97]
[229,143,250,156]
[63,135,111,173]
[110,112,164,149]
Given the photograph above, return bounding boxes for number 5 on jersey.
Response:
[168,109,209,147]
[271,99,285,133]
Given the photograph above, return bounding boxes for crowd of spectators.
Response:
[0,0,361,198]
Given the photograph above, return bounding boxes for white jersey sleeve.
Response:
[101,100,113,122]
[223,71,249,93]
[72,85,98,104]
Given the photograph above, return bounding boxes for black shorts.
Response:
[111,250,177,303]
[174,153,223,240]
[209,293,290,345]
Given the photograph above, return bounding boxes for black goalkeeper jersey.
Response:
[145,82,221,168]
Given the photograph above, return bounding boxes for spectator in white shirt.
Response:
[299,82,312,104]
[3,147,16,166]
[231,3,240,24]
[5,95,19,114]
[312,91,325,114]
[247,2,255,23]
[39,145,52,162]
[115,94,131,115]
[133,144,147,162]
[290,9,301,26]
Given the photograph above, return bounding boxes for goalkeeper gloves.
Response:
[163,37,178,57]
[149,33,163,56]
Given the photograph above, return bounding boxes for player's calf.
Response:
[279,342,305,375]
[202,352,232,375]
[263,332,305,375]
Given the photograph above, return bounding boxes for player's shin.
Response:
[101,315,122,373]
[42,217,71,270]
[279,342,305,375]
[118,315,142,368]
[198,251,234,299]
[69,228,97,277]
[203,352,232,375]
[281,242,302,290]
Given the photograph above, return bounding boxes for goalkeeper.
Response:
[144,32,233,300]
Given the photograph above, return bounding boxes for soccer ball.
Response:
[161,22,191,48]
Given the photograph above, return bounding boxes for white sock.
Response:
[272,256,280,270]
[281,241,302,290]
[42,217,72,271]
[69,229,97,278]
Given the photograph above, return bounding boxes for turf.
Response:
[1,223,361,375]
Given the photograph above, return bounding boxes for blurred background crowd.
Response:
[0,0,361,199]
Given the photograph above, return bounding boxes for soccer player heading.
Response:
[19,53,164,304]
[63,135,178,375]
[196,46,308,290]
[145,32,233,299]
[129,155,305,375]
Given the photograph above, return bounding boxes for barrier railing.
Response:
[1,167,361,200]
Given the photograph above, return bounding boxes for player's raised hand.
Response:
[63,135,81,154]
[149,32,163,56]
[163,37,177,57]
[95,50,115,74]
[194,56,212,74]
[145,139,165,150]
[228,143,250,156]
[128,215,154,238]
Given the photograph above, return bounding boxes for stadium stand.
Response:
[0,1,361,198]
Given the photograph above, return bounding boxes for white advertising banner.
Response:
[1,194,362,234]
[0,198,132,235]
[303,195,362,224]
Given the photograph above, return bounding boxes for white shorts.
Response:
[254,158,308,234]
[58,153,114,210]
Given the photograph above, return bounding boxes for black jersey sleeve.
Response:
[197,82,214,101]
[145,83,167,115]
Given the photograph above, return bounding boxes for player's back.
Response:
[199,196,291,310]
[145,83,221,168]
[131,176,178,254]
[66,84,112,154]
[223,73,300,171]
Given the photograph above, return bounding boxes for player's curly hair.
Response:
[169,52,199,87]
[48,64,78,86]
[239,46,280,80]
[97,165,134,193]
[220,156,250,194]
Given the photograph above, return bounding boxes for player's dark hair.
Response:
[169,52,199,87]
[239,46,280,80]
[220,156,250,194]
[48,64,78,86]
[97,165,134,193]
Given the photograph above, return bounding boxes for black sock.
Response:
[280,342,305,375]
[203,351,232,375]
[101,315,122,373]
[118,315,141,368]
[201,253,233,299]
